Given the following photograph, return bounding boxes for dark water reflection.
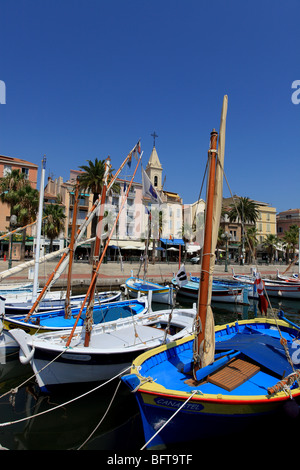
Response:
[0,295,299,451]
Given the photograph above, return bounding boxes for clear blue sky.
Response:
[1,0,299,212]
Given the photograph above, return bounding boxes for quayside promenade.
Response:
[0,258,296,290]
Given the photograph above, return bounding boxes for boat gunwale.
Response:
[126,277,170,294]
[127,317,300,404]
[2,297,148,333]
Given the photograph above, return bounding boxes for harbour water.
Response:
[0,294,300,452]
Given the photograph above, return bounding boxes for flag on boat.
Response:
[132,140,141,160]
[175,265,188,287]
[255,272,268,314]
[142,167,162,205]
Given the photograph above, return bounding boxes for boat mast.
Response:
[83,157,111,342]
[65,143,142,348]
[23,143,140,320]
[193,129,218,378]
[64,178,80,318]
[32,156,46,302]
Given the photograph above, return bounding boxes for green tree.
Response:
[228,197,259,263]
[13,185,39,259]
[77,158,120,260]
[262,234,279,263]
[0,169,38,260]
[0,169,27,215]
[42,204,66,252]
[245,226,258,263]
[282,224,299,263]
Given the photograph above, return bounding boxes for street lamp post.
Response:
[221,231,232,272]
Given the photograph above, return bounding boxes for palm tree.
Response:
[245,226,258,263]
[282,224,299,263]
[42,204,66,252]
[0,170,37,260]
[262,234,279,263]
[228,197,259,263]
[13,185,39,259]
[77,158,120,260]
[0,169,27,216]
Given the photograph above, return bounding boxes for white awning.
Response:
[109,240,146,250]
[186,244,201,253]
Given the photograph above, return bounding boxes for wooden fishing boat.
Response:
[0,282,34,294]
[122,317,300,448]
[3,290,121,315]
[121,96,300,449]
[276,269,299,283]
[125,277,173,305]
[232,269,300,299]
[172,277,247,304]
[8,303,197,391]
[1,296,144,335]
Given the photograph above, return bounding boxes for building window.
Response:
[22,168,29,179]
[154,175,158,187]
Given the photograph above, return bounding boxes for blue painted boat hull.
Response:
[2,297,147,334]
[122,318,300,448]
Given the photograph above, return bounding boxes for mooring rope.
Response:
[77,379,122,450]
[140,389,198,450]
[0,366,131,429]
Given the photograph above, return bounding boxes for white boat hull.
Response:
[233,274,300,299]
[125,277,173,305]
[11,307,196,391]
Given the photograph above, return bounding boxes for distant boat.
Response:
[172,277,247,304]
[3,290,121,315]
[2,295,139,335]
[232,268,300,299]
[0,282,35,295]
[125,277,173,305]
[276,269,299,283]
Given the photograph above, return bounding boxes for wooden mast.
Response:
[64,149,142,348]
[64,178,80,318]
[23,143,140,320]
[193,129,218,378]
[66,146,143,347]
[83,157,111,346]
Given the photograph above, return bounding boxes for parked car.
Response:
[190,256,200,264]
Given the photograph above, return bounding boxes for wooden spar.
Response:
[23,143,139,319]
[83,157,111,333]
[24,202,99,320]
[65,150,142,348]
[106,140,140,192]
[193,129,218,378]
[64,178,80,319]
[0,217,48,241]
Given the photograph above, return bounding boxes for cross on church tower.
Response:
[151,131,158,147]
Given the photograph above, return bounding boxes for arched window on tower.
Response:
[154,175,158,187]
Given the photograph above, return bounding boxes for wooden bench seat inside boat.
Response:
[207,358,260,391]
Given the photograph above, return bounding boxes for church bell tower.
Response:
[145,131,163,191]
